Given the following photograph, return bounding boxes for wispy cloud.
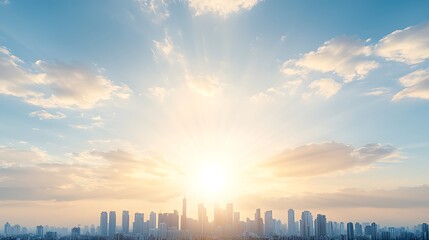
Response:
[393,68,429,101]
[188,0,261,16]
[0,46,131,110]
[29,110,66,120]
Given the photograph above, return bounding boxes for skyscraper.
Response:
[133,213,144,234]
[288,209,295,236]
[198,203,208,234]
[347,222,354,240]
[36,225,44,238]
[109,211,116,237]
[225,203,234,236]
[149,212,156,230]
[181,197,187,231]
[100,212,108,236]
[355,223,363,237]
[300,211,313,238]
[423,223,429,240]
[315,214,327,238]
[233,212,241,236]
[371,222,377,240]
[122,210,129,234]
[264,210,274,236]
[255,208,264,236]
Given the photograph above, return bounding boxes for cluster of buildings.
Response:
[1,198,429,240]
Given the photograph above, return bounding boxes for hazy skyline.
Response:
[1,0,429,227]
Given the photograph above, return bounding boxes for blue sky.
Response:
[1,0,429,227]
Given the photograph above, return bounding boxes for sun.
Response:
[187,161,235,202]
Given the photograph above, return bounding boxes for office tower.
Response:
[181,197,187,231]
[233,212,241,236]
[109,211,116,237]
[225,203,234,236]
[255,208,263,236]
[381,232,390,240]
[355,223,363,236]
[149,212,156,230]
[90,225,96,236]
[214,203,223,228]
[71,227,80,240]
[300,211,313,238]
[122,211,129,234]
[100,212,108,236]
[340,222,345,235]
[327,221,334,237]
[347,222,354,240]
[423,223,429,240]
[288,209,295,236]
[371,222,377,240]
[365,225,372,236]
[198,203,208,234]
[36,225,44,237]
[133,213,144,234]
[264,210,274,236]
[4,222,11,237]
[315,214,327,237]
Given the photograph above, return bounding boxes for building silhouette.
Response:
[109,211,116,237]
[122,211,129,234]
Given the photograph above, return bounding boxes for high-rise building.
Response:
[36,225,44,238]
[371,222,377,240]
[288,209,295,236]
[198,203,208,234]
[109,211,116,237]
[423,223,429,240]
[300,211,313,238]
[347,222,354,240]
[149,212,157,230]
[4,222,11,237]
[225,203,234,236]
[181,197,187,231]
[122,211,129,234]
[233,212,241,236]
[255,208,263,236]
[133,213,144,234]
[264,210,274,236]
[315,214,327,237]
[100,212,108,236]
[355,223,363,237]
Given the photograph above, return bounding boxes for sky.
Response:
[1,0,429,227]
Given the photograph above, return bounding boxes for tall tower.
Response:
[315,214,327,237]
[181,197,187,231]
[264,210,273,236]
[347,222,355,240]
[122,211,129,234]
[100,212,108,236]
[300,211,313,238]
[254,208,263,236]
[288,209,295,236]
[109,211,116,237]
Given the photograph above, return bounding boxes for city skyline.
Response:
[1,0,429,228]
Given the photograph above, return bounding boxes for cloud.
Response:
[0,147,183,202]
[29,110,66,120]
[259,142,400,178]
[251,79,302,103]
[240,185,429,210]
[292,37,379,82]
[308,78,342,98]
[136,0,170,23]
[393,68,429,101]
[186,74,223,96]
[68,115,105,130]
[376,22,429,64]
[365,87,390,96]
[152,32,185,65]
[0,46,131,109]
[188,0,261,16]
[147,86,173,101]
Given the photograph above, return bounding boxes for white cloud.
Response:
[294,37,379,82]
[188,0,261,16]
[186,74,223,96]
[260,142,400,178]
[147,86,173,101]
[393,68,429,101]
[0,46,131,109]
[376,22,429,64]
[280,35,287,42]
[29,110,66,120]
[308,78,342,98]
[136,0,170,23]
[365,87,390,96]
[152,32,185,64]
